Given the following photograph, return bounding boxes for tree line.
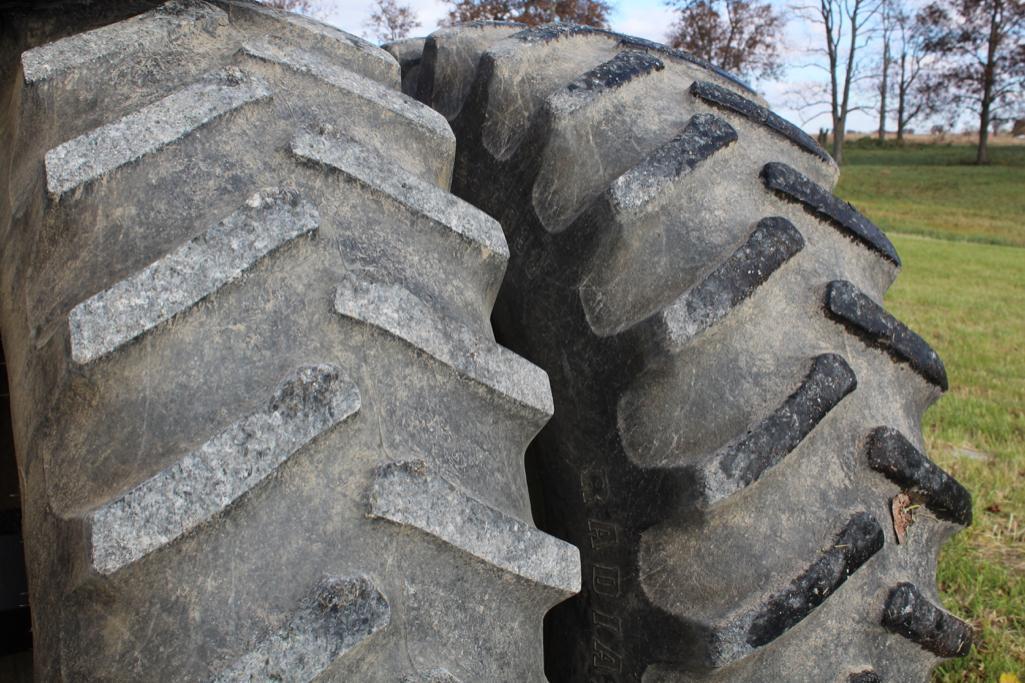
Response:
[268,0,1025,165]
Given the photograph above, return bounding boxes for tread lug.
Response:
[369,460,580,595]
[825,280,947,389]
[212,575,389,682]
[89,365,359,575]
[882,583,973,657]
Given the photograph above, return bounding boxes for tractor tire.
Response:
[0,3,579,681]
[382,37,427,98]
[415,23,974,682]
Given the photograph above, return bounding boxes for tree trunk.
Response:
[977,99,991,164]
[896,52,907,143]
[832,116,846,164]
[977,0,1001,164]
[896,95,906,142]
[878,40,890,140]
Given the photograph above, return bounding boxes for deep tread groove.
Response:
[368,460,580,593]
[69,189,318,365]
[382,36,426,96]
[881,583,973,657]
[89,365,360,575]
[825,280,948,389]
[761,162,901,266]
[698,353,857,504]
[211,575,389,682]
[414,21,527,120]
[644,216,805,348]
[866,427,971,524]
[689,80,832,163]
[710,512,884,664]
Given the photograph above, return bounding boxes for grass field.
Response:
[835,143,1024,681]
[838,141,1025,247]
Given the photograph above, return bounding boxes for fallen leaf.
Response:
[892,492,914,544]
[999,673,1020,683]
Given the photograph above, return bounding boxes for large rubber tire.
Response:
[382,37,427,98]
[416,23,974,682]
[0,3,579,680]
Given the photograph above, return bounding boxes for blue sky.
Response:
[319,0,885,133]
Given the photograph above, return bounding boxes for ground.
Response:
[837,141,1025,681]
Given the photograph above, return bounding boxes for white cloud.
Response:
[317,0,450,39]
[610,2,677,42]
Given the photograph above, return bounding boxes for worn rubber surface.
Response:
[0,3,579,680]
[416,23,973,682]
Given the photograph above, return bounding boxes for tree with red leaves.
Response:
[665,0,784,81]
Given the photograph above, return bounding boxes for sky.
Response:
[316,0,885,134]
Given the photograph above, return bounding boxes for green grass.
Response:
[834,142,1024,680]
[837,143,1025,247]
[884,236,1025,682]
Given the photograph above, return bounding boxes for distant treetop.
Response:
[665,0,784,81]
[365,0,421,41]
[443,0,611,27]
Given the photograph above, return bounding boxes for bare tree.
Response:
[890,5,934,141]
[876,0,895,138]
[665,0,785,80]
[795,0,882,163]
[365,0,420,42]
[916,0,1025,163]
[443,0,611,27]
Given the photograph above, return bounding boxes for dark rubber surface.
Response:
[690,80,831,163]
[882,583,973,658]
[762,162,901,265]
[867,427,972,524]
[826,280,948,389]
